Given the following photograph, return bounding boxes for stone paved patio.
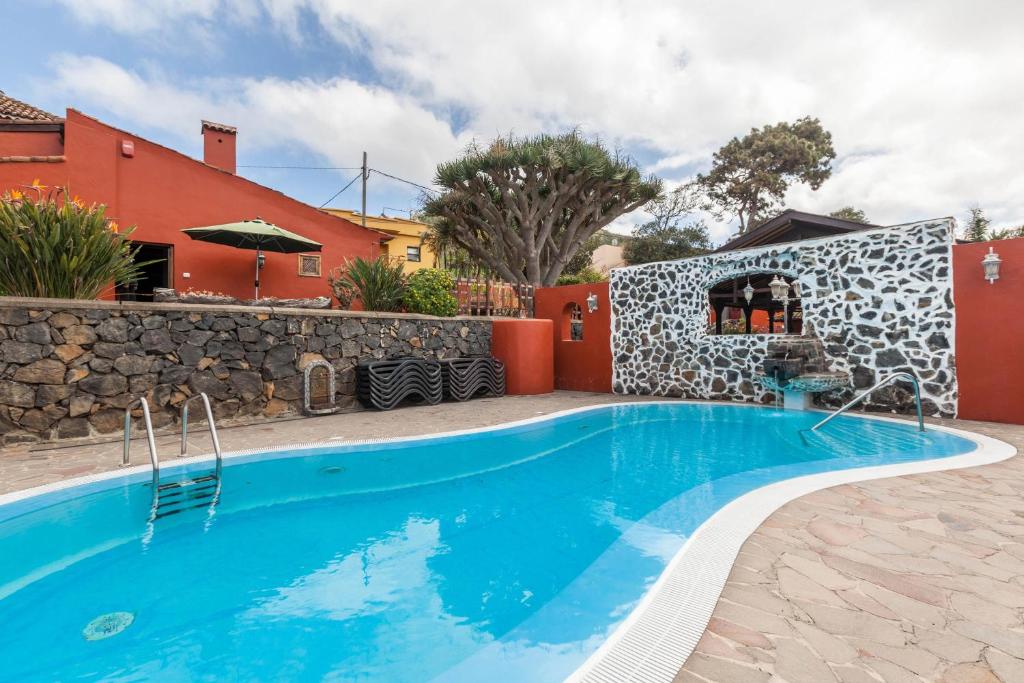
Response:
[675,417,1024,683]
[1,393,1021,682]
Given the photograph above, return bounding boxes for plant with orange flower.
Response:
[0,186,151,298]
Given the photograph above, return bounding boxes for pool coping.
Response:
[0,401,1016,683]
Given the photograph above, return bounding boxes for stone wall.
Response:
[610,219,957,416]
[0,298,491,445]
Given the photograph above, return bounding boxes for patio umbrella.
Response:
[182,218,322,299]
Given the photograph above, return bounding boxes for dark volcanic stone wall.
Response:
[609,219,957,416]
[0,299,491,445]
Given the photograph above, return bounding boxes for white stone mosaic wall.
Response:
[609,219,957,416]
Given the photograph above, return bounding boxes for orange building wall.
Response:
[954,238,1024,424]
[490,319,554,395]
[0,110,384,301]
[534,282,612,392]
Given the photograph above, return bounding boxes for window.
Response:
[707,272,802,335]
[406,245,421,262]
[562,302,584,341]
[297,254,322,277]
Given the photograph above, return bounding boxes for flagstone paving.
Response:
[675,418,1024,683]
[0,393,1020,682]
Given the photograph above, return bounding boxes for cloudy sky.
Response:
[4,1,1023,243]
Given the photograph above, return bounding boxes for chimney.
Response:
[201,120,237,174]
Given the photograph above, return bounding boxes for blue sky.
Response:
[5,1,1024,241]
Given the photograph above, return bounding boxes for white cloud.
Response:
[46,0,1024,238]
[49,55,467,190]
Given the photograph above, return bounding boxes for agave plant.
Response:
[0,186,148,299]
[328,256,406,312]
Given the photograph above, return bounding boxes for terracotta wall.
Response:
[953,238,1024,424]
[0,110,384,302]
[534,282,612,392]
[490,319,554,394]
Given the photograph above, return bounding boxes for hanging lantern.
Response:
[790,279,801,298]
[982,246,1001,284]
[743,278,755,304]
[769,274,789,301]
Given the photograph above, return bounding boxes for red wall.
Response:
[0,110,384,301]
[535,282,612,392]
[491,319,554,394]
[954,238,1024,424]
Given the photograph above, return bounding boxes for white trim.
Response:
[569,411,1015,683]
[0,401,1014,683]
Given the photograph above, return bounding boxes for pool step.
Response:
[801,419,927,456]
[152,475,221,519]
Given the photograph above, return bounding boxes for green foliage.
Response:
[0,186,148,299]
[697,117,835,232]
[829,206,869,224]
[622,221,712,265]
[327,256,406,312]
[962,206,991,241]
[555,267,606,286]
[989,226,1024,240]
[423,131,661,286]
[403,268,459,316]
[563,229,619,275]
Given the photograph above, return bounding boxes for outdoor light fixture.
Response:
[586,292,599,313]
[257,252,266,270]
[743,278,755,304]
[982,246,1002,284]
[790,279,801,298]
[769,274,789,301]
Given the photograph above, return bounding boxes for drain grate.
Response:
[83,612,135,641]
[318,465,346,475]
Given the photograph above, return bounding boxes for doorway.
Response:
[117,243,171,301]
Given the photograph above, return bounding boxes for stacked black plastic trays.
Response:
[440,357,506,401]
[356,358,443,410]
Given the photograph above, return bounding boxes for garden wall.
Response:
[534,282,613,392]
[0,297,491,445]
[610,219,958,416]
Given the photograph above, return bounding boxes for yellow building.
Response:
[323,209,436,275]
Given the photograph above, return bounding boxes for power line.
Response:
[238,164,362,170]
[317,172,362,208]
[369,168,439,194]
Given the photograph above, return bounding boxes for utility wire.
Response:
[369,168,439,194]
[238,165,362,170]
[317,172,362,208]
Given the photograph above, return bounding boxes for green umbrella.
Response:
[182,218,322,300]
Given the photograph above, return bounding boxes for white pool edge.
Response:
[567,411,1017,683]
[0,401,1016,683]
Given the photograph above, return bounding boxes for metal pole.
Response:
[361,151,368,228]
[254,249,261,300]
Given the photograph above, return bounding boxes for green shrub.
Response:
[404,268,459,317]
[0,186,148,299]
[328,256,406,311]
[555,267,606,286]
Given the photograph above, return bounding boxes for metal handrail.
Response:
[123,397,160,488]
[180,392,223,478]
[811,371,924,432]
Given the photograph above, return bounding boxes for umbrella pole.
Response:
[254,249,261,300]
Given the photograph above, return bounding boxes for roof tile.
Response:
[0,90,61,122]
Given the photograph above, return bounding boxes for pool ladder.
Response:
[811,371,925,432]
[123,393,223,520]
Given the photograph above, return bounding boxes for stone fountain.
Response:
[755,337,848,410]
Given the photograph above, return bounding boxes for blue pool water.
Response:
[0,403,974,682]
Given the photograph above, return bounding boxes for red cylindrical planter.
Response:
[490,319,554,395]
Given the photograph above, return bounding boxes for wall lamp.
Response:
[982,246,1001,284]
[586,292,599,313]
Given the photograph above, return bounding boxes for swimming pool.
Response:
[0,403,995,681]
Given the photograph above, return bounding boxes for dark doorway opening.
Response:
[117,243,171,301]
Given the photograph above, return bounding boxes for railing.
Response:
[452,277,534,318]
[123,397,160,489]
[180,393,223,478]
[811,371,925,432]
